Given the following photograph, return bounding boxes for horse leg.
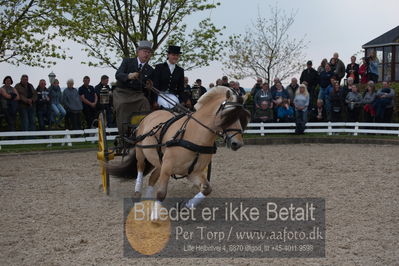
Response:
[144,167,160,199]
[134,148,146,196]
[150,164,172,221]
[186,170,212,208]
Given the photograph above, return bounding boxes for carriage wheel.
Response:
[97,112,113,195]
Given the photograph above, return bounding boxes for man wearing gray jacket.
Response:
[345,84,362,122]
[63,79,83,130]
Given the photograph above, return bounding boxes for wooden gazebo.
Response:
[362,25,399,82]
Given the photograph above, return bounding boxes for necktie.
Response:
[138,63,143,71]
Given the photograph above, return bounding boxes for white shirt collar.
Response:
[167,60,175,73]
[137,58,145,66]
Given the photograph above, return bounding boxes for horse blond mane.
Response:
[194,86,231,110]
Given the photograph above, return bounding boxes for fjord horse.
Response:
[108,86,250,220]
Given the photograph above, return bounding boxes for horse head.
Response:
[194,86,250,151]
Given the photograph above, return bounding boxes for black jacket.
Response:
[300,67,319,88]
[115,58,153,91]
[345,63,360,84]
[152,62,185,102]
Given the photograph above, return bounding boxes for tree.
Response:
[223,5,307,85]
[54,0,225,70]
[0,0,68,67]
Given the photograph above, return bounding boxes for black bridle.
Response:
[216,100,246,143]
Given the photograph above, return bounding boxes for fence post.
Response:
[64,129,72,147]
[354,122,358,136]
[260,122,265,136]
[47,135,52,147]
[328,121,332,136]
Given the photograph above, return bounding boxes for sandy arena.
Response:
[0,144,398,265]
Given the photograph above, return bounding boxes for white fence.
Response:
[0,122,398,149]
[245,122,399,137]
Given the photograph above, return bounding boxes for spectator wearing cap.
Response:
[299,60,319,105]
[63,79,83,130]
[95,75,113,127]
[114,40,154,134]
[345,56,360,84]
[0,76,19,131]
[15,74,37,131]
[79,76,97,128]
[152,45,186,109]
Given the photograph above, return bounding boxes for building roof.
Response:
[362,25,399,48]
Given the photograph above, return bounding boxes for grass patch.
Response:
[0,141,113,153]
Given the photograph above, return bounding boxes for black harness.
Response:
[131,90,245,179]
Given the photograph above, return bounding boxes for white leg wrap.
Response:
[150,200,162,221]
[186,192,206,209]
[135,172,143,192]
[144,186,154,199]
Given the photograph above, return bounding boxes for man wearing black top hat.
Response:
[151,45,186,109]
[114,40,154,134]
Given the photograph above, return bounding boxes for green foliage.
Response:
[53,0,225,70]
[0,0,68,67]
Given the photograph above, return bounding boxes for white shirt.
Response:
[167,60,175,73]
[137,58,145,69]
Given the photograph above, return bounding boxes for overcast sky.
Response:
[0,0,398,88]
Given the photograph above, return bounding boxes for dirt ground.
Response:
[0,144,398,265]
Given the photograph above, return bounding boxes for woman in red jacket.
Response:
[359,57,369,85]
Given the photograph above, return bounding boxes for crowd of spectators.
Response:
[0,74,113,131]
[0,51,396,133]
[249,52,396,133]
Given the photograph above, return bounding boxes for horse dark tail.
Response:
[107,149,138,179]
[107,148,154,179]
